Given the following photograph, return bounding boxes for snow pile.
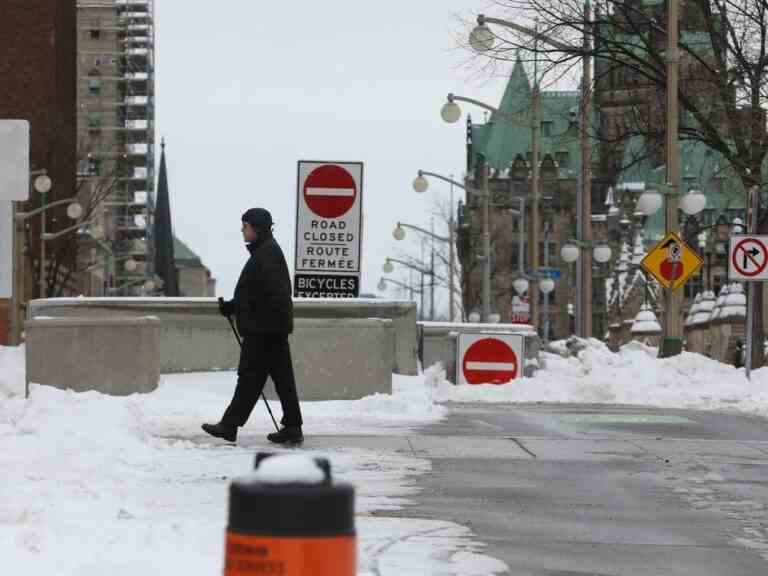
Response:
[139,364,448,439]
[0,345,25,399]
[436,338,768,418]
[249,454,326,485]
[0,349,493,575]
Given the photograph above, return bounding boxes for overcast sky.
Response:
[154,0,512,301]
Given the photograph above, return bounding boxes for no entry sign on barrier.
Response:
[457,333,525,386]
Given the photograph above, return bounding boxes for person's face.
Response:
[242,221,258,243]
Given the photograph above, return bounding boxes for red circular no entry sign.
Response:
[304,165,357,219]
[462,337,518,385]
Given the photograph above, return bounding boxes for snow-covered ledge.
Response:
[26,297,418,378]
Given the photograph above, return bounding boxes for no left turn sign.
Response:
[729,236,768,281]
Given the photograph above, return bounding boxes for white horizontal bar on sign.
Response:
[306,187,355,197]
[465,362,516,371]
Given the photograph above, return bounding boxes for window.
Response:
[90,29,101,40]
[555,151,569,168]
[541,121,553,137]
[88,112,102,130]
[86,156,101,176]
[88,78,102,96]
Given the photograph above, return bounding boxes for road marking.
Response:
[560,414,697,425]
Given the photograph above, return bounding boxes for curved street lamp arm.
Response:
[448,93,530,127]
[386,257,434,277]
[447,93,502,116]
[381,276,424,294]
[82,253,135,274]
[477,14,578,52]
[397,221,451,244]
[418,170,467,191]
[15,196,80,220]
[417,169,488,199]
[41,215,100,241]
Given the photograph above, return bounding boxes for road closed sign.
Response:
[729,235,768,281]
[295,161,363,298]
[457,333,525,386]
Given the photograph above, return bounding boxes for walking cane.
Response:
[220,298,280,433]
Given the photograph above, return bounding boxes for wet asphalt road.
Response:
[394,403,768,575]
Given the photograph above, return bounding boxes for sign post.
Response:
[728,227,766,379]
[456,332,525,386]
[294,161,363,298]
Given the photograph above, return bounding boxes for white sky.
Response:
[154,0,513,301]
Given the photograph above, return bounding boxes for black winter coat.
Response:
[228,233,294,336]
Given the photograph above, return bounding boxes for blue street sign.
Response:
[526,268,562,279]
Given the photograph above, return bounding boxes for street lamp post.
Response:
[470,5,594,337]
[413,170,515,322]
[383,256,439,320]
[393,219,453,320]
[662,0,682,358]
[9,175,85,343]
[637,183,706,357]
[33,174,52,297]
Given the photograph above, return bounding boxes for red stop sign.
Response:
[462,337,518,385]
[303,164,357,219]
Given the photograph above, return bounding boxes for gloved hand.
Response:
[218,297,235,317]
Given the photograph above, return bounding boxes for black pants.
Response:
[222,334,303,428]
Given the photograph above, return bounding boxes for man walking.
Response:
[202,208,304,444]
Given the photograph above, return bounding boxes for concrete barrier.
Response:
[275,318,394,401]
[27,297,418,376]
[419,321,540,383]
[25,316,161,396]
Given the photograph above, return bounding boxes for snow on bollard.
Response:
[224,453,355,576]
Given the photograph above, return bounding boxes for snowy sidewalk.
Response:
[0,346,506,576]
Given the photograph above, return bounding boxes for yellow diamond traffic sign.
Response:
[640,232,703,292]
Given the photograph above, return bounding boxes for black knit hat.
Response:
[242,208,273,231]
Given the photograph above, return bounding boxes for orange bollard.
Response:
[224,453,355,576]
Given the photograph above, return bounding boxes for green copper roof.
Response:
[174,236,203,267]
[470,53,583,176]
[617,137,757,240]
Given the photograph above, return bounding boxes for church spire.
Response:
[153,138,180,296]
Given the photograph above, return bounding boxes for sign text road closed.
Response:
[457,333,525,386]
[295,161,363,297]
[729,235,768,281]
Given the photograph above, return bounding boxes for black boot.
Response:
[267,426,303,445]
[201,421,237,443]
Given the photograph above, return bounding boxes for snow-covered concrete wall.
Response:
[25,316,161,396]
[24,299,401,400]
[26,297,418,376]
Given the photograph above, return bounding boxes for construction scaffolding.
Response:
[76,0,157,295]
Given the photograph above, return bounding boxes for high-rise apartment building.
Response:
[76,0,156,295]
